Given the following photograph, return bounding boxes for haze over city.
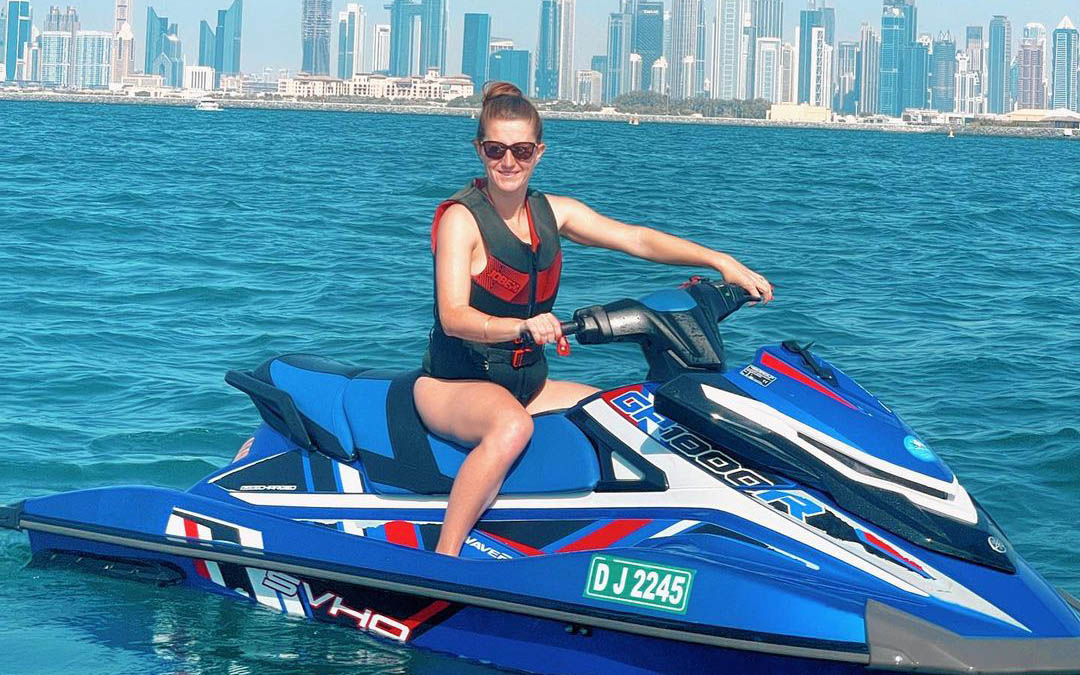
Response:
[20,0,1080,75]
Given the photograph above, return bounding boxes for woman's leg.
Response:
[526,379,600,415]
[413,376,535,556]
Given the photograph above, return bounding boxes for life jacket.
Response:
[430,178,562,329]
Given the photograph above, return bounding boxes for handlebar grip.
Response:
[560,320,580,336]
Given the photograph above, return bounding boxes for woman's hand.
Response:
[521,313,563,346]
[717,253,774,303]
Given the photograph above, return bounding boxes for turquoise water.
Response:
[1,100,1078,673]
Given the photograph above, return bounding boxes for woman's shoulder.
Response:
[434,202,482,247]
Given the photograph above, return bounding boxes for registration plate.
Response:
[583,555,695,614]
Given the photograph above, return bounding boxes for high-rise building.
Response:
[302,0,331,75]
[576,68,601,104]
[752,0,782,39]
[535,0,574,100]
[44,6,79,32]
[461,13,490,86]
[988,15,1011,113]
[337,4,365,79]
[954,52,982,114]
[779,41,795,102]
[632,1,663,91]
[694,0,707,95]
[145,7,184,88]
[901,38,928,109]
[713,0,749,100]
[488,48,529,94]
[591,54,607,75]
[1051,17,1078,111]
[214,0,243,82]
[4,1,32,81]
[386,0,445,77]
[855,24,879,115]
[628,52,642,91]
[111,0,134,85]
[199,21,216,66]
[1023,22,1049,98]
[879,0,916,116]
[835,41,858,113]
[41,31,71,86]
[796,6,824,104]
[807,25,832,108]
[650,55,667,94]
[73,31,111,89]
[605,10,632,102]
[0,4,6,76]
[930,32,956,112]
[372,23,390,73]
[669,0,701,99]
[1017,38,1045,109]
[754,36,781,102]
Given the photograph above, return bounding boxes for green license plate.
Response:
[583,555,695,614]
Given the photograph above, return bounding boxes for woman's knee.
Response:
[485,410,534,458]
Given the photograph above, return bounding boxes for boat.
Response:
[629,114,641,126]
[948,127,955,138]
[3,278,1080,674]
[195,97,223,112]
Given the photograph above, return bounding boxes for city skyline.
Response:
[7,0,1078,77]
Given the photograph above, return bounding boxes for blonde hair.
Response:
[476,81,543,142]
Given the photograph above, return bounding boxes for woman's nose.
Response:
[500,150,517,169]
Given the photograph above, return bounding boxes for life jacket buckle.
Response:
[511,346,532,368]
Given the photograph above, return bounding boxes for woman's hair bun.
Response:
[482,81,523,106]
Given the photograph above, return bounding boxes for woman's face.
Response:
[475,118,545,194]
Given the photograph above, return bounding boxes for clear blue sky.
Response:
[59,1,1078,75]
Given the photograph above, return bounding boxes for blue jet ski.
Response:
[3,278,1080,674]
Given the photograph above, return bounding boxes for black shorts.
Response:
[422,330,548,406]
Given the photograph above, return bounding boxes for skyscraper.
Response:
[576,68,602,104]
[930,32,955,112]
[372,24,390,73]
[387,0,445,77]
[214,0,243,82]
[796,6,824,104]
[754,36,782,102]
[988,15,1011,113]
[302,0,331,75]
[669,0,701,99]
[337,4,365,79]
[605,10,632,102]
[4,1,32,82]
[901,36,929,109]
[807,25,832,108]
[489,48,529,94]
[111,0,134,85]
[145,6,184,88]
[694,0,706,95]
[42,6,78,86]
[1051,17,1078,111]
[632,1,663,92]
[879,0,915,116]
[461,13,490,86]
[535,0,558,98]
[0,4,6,76]
[713,0,749,100]
[1017,38,1045,109]
[835,41,858,113]
[752,0,782,39]
[1023,22,1049,106]
[650,55,667,94]
[73,31,112,89]
[535,0,574,100]
[856,22,880,115]
[199,22,216,67]
[41,31,72,86]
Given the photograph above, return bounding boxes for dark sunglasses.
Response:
[480,140,538,161]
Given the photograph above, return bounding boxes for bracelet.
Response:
[482,315,494,341]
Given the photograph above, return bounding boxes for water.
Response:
[1,100,1078,673]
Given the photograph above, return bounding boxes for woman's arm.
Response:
[434,205,564,344]
[549,195,774,302]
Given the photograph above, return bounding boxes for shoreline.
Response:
[2,91,1076,141]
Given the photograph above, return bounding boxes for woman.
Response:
[415,82,773,557]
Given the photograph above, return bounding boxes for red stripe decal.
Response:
[403,600,452,629]
[384,521,420,549]
[863,531,925,573]
[183,518,201,539]
[557,519,651,553]
[194,559,211,579]
[479,530,545,557]
[760,352,857,410]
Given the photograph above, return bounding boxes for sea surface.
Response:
[1,99,1078,674]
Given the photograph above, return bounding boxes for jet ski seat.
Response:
[225,354,601,495]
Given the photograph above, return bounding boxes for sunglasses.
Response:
[479,140,538,161]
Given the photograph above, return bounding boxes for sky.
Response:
[44,1,1080,75]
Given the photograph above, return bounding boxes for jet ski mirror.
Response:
[564,279,757,382]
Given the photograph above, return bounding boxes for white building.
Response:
[712,0,749,100]
[184,65,215,91]
[628,53,642,92]
[780,42,795,103]
[338,4,366,79]
[576,69,602,104]
[650,56,668,94]
[489,37,514,54]
[954,52,985,114]
[40,31,72,87]
[807,26,833,109]
[111,0,135,87]
[279,71,473,101]
[754,38,782,103]
[371,24,390,73]
[556,0,576,100]
[73,31,112,89]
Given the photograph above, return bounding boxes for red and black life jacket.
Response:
[430,178,562,328]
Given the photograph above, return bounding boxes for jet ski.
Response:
[3,278,1080,674]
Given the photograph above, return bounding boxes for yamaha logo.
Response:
[988,536,1007,554]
